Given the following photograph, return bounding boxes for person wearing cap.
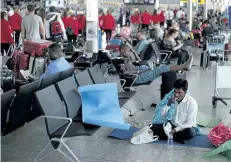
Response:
[141,9,151,30]
[9,6,22,46]
[66,10,79,42]
[44,6,67,42]
[21,5,45,40]
[77,11,86,35]
[102,9,116,44]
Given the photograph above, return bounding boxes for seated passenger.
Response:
[151,79,198,144]
[134,30,149,54]
[163,28,189,65]
[40,43,72,79]
[120,44,193,85]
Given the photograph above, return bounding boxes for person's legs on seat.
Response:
[134,53,193,84]
[150,124,168,140]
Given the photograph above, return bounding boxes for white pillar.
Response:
[203,0,208,20]
[155,0,159,10]
[187,0,193,31]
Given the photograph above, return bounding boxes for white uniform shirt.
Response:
[164,10,174,20]
[176,10,185,19]
[162,94,198,132]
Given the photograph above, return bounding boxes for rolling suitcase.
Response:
[14,53,30,79]
[200,51,208,69]
[24,40,53,56]
[161,71,186,100]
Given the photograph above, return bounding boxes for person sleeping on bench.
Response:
[119,44,193,85]
[151,79,198,144]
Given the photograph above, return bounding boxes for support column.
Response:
[203,0,208,20]
[86,0,99,54]
[187,0,193,31]
[155,0,159,10]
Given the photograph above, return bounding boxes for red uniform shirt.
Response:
[99,15,104,28]
[62,16,69,29]
[141,12,151,25]
[159,11,165,23]
[66,17,79,36]
[9,13,22,31]
[77,15,86,30]
[152,14,160,24]
[102,14,115,30]
[1,19,14,43]
[131,14,140,24]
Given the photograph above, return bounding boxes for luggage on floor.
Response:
[13,52,30,79]
[28,56,46,77]
[24,40,53,56]
[161,71,186,100]
[64,42,78,55]
[110,38,123,47]
[200,51,208,68]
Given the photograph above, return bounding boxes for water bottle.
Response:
[167,134,174,150]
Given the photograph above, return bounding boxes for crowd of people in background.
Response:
[0,4,230,55]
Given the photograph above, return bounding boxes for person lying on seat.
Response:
[134,30,149,54]
[151,79,198,144]
[29,43,72,81]
[120,44,193,85]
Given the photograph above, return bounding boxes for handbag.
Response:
[131,125,159,145]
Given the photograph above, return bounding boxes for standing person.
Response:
[38,8,46,23]
[141,9,151,30]
[66,10,79,42]
[9,6,22,46]
[125,8,131,26]
[102,9,115,44]
[159,9,166,24]
[77,11,86,35]
[62,10,68,29]
[130,8,141,35]
[151,9,160,25]
[176,8,185,21]
[1,11,14,55]
[99,10,105,29]
[21,5,45,41]
[44,6,67,43]
[164,6,174,28]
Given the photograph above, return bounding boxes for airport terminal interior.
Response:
[1,0,231,162]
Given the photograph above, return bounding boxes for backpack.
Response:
[50,15,62,37]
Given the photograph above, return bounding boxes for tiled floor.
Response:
[1,47,231,162]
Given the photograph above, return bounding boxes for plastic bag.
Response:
[208,122,231,147]
[131,125,159,145]
[203,140,231,158]
[163,122,172,137]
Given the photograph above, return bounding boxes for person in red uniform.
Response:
[99,10,105,29]
[62,10,68,29]
[1,11,14,55]
[141,9,151,30]
[66,10,79,42]
[102,9,115,44]
[131,8,140,25]
[159,10,165,23]
[9,6,22,46]
[151,9,160,25]
[77,11,86,35]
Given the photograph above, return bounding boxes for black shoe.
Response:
[151,103,157,108]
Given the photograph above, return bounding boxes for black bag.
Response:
[161,71,186,99]
[202,27,213,37]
